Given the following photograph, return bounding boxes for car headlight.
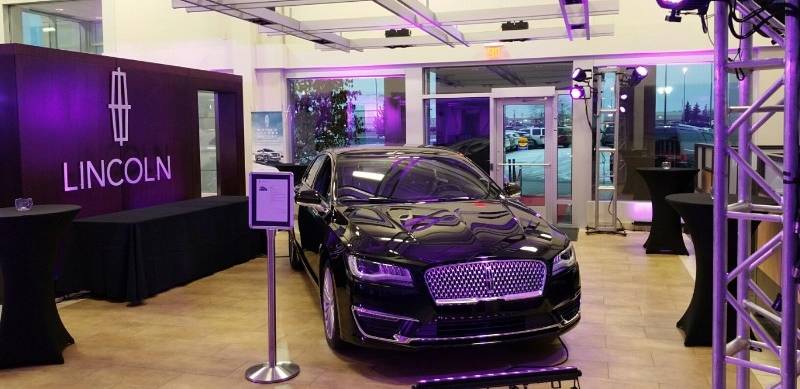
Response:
[553,243,577,275]
[347,255,414,287]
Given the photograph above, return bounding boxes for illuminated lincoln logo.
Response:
[109,67,131,146]
[62,67,173,192]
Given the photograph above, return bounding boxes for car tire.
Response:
[321,261,346,351]
[288,234,303,271]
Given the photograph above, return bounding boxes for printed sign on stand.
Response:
[249,172,294,230]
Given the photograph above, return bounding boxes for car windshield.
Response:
[335,153,501,203]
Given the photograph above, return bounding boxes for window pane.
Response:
[557,94,573,200]
[593,63,730,201]
[8,1,102,54]
[424,98,490,172]
[424,62,573,94]
[289,77,405,164]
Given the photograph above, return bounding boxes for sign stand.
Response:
[246,172,299,384]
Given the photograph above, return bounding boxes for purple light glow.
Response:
[569,85,585,100]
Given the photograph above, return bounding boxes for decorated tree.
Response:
[290,79,365,164]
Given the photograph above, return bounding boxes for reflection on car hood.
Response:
[337,199,568,265]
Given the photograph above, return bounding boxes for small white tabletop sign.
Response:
[249,172,294,230]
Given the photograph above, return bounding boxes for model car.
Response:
[254,148,283,164]
[290,146,581,350]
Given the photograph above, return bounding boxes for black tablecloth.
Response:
[60,196,263,303]
[0,204,80,368]
[666,193,752,346]
[638,167,699,254]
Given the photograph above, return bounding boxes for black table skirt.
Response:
[638,167,699,255]
[666,193,759,346]
[0,205,80,368]
[58,196,264,303]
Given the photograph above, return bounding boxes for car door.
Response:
[296,155,326,281]
[296,154,333,283]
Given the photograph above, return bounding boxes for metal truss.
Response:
[172,0,619,50]
[712,1,799,388]
[587,67,626,236]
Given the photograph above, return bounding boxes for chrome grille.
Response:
[424,260,547,305]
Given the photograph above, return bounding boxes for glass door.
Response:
[494,97,557,222]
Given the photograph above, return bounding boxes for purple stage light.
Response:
[571,68,588,82]
[628,66,649,87]
[655,0,710,13]
[569,85,585,100]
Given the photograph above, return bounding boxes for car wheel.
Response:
[288,234,303,271]
[321,262,346,351]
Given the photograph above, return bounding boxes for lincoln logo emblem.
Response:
[483,265,495,293]
[109,67,131,146]
[62,67,173,192]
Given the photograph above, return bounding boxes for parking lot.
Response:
[503,147,573,198]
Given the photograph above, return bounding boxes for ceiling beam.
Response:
[172,0,354,51]
[315,24,614,50]
[582,0,591,40]
[372,0,467,47]
[558,0,574,41]
[257,1,618,36]
[173,0,361,9]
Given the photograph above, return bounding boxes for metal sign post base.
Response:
[245,362,300,384]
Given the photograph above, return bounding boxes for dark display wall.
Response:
[0,44,245,217]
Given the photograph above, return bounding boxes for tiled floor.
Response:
[0,231,763,388]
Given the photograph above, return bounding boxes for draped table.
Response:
[60,196,263,304]
[637,167,699,254]
[666,193,767,346]
[0,204,80,368]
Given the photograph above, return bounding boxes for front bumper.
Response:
[341,266,581,348]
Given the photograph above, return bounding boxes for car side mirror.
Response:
[296,189,322,206]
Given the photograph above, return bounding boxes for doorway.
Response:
[491,90,573,225]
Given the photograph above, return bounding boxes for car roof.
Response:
[327,145,462,159]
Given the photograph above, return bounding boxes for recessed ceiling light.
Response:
[42,27,56,32]
[55,8,64,11]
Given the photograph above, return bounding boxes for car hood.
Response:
[337,199,568,266]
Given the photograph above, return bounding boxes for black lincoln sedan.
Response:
[290,146,580,350]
